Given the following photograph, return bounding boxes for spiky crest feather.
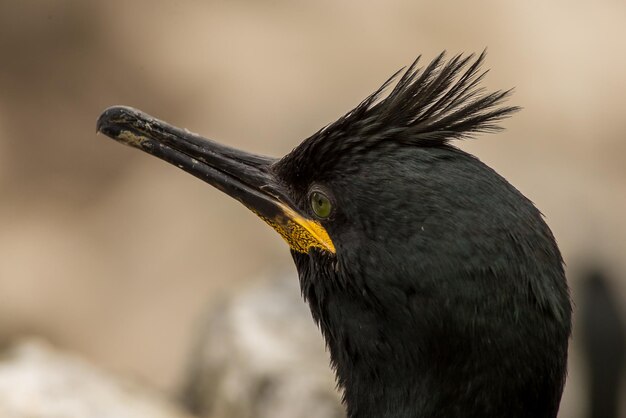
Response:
[281,51,520,177]
[328,50,518,143]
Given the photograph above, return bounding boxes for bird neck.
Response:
[294,253,566,418]
[315,296,561,418]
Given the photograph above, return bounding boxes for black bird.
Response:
[97,52,572,418]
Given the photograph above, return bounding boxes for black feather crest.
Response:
[278,51,520,178]
[319,50,519,146]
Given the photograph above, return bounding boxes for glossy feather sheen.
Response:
[274,52,571,418]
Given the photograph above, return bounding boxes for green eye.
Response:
[310,190,332,219]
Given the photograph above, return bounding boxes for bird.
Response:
[97,51,572,418]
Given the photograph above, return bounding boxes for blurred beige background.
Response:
[0,1,625,416]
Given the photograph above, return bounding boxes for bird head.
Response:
[97,52,571,418]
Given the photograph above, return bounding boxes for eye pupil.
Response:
[310,191,332,219]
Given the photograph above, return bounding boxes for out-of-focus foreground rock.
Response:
[180,275,344,418]
[0,277,345,418]
[0,339,191,418]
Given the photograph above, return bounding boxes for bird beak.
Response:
[96,106,335,254]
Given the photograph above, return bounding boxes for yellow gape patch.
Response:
[256,205,335,254]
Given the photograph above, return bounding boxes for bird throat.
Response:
[253,206,335,254]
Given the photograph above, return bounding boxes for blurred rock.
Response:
[0,339,191,418]
[180,274,344,418]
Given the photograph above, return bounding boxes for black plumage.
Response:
[97,52,572,418]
